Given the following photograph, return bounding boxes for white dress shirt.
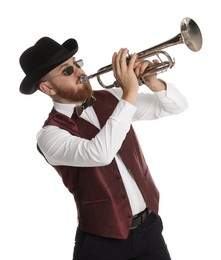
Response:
[37,83,188,215]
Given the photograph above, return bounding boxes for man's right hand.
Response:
[112,48,139,105]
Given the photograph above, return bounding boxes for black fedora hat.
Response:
[19,37,78,94]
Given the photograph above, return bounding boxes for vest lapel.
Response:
[93,90,118,128]
[71,112,100,139]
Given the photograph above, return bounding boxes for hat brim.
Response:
[20,39,78,95]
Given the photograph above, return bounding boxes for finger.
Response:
[134,62,142,76]
[112,48,123,74]
[134,60,150,76]
[152,59,159,64]
[127,53,137,71]
[119,48,128,71]
[116,48,126,72]
[112,52,117,74]
[140,61,151,74]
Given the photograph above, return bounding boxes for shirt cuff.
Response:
[155,82,181,99]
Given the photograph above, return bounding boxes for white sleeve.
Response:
[107,83,188,121]
[37,99,136,167]
[133,83,188,120]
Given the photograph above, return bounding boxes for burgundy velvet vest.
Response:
[38,90,159,239]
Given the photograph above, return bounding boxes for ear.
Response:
[39,82,56,96]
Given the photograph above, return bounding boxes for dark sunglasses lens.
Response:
[65,66,74,75]
[76,60,83,68]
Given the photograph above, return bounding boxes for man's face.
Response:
[42,57,93,103]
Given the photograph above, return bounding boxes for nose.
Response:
[74,66,84,77]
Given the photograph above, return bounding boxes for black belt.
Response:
[131,208,149,229]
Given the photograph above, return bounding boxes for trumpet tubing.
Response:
[80,17,203,89]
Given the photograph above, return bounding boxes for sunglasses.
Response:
[43,59,84,81]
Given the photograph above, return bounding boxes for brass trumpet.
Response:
[80,17,203,89]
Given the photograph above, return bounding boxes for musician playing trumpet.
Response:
[19,37,188,260]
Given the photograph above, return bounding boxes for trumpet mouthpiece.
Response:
[80,75,89,84]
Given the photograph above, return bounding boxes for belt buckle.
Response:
[130,225,137,230]
[141,211,146,222]
[130,209,147,230]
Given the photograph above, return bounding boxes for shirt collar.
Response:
[53,101,77,118]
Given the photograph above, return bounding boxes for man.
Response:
[19,37,188,260]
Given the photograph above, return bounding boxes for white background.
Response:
[1,0,220,259]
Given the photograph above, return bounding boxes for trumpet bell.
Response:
[181,17,203,52]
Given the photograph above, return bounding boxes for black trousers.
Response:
[73,212,171,260]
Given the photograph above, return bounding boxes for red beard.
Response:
[50,80,93,103]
